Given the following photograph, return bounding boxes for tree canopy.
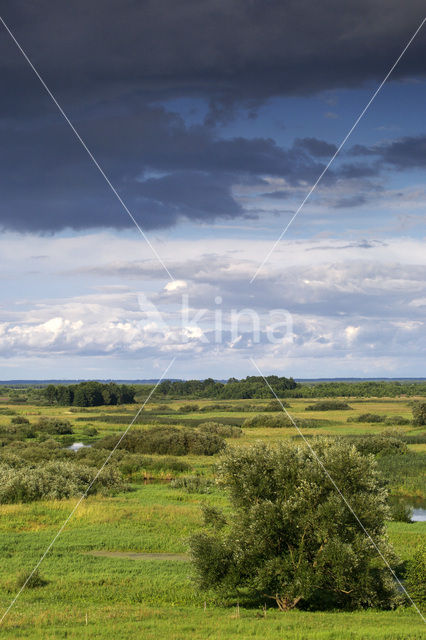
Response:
[44,382,136,406]
[190,440,400,611]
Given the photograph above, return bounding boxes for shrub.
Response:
[178,404,200,413]
[94,427,225,456]
[350,435,408,457]
[412,402,426,426]
[383,415,410,426]
[305,401,352,411]
[16,569,47,589]
[243,414,322,429]
[243,414,292,429]
[347,413,386,423]
[388,499,412,523]
[263,400,291,411]
[197,422,242,438]
[170,475,214,493]
[10,416,30,425]
[405,544,426,605]
[37,417,74,435]
[190,440,400,611]
[0,460,126,503]
[82,425,98,437]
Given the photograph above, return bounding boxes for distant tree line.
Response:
[156,376,297,399]
[44,381,136,406]
[156,377,426,399]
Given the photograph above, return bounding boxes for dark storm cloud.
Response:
[0,0,425,232]
[348,135,426,169]
[293,138,338,158]
[0,100,335,231]
[1,0,425,111]
[376,135,426,169]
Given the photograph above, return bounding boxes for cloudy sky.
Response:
[0,0,425,379]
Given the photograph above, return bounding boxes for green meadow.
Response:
[0,395,424,638]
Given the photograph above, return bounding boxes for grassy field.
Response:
[0,396,424,638]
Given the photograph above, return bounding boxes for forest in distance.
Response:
[3,376,426,407]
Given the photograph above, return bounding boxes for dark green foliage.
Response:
[190,440,400,611]
[412,402,426,426]
[348,414,410,426]
[157,375,297,399]
[243,414,323,429]
[82,425,98,437]
[43,382,136,407]
[37,417,74,435]
[170,475,214,493]
[350,435,408,457]
[16,569,48,589]
[388,499,412,523]
[94,427,226,456]
[404,544,426,605]
[243,414,293,428]
[305,401,352,411]
[263,399,291,411]
[156,378,426,399]
[10,415,30,425]
[347,413,386,423]
[0,422,36,441]
[197,422,242,438]
[178,404,200,413]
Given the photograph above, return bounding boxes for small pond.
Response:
[67,442,92,452]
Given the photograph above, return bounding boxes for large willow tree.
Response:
[190,440,401,611]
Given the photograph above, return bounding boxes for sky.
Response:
[0,0,425,380]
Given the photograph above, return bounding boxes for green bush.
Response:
[0,460,126,503]
[347,413,386,423]
[243,414,292,428]
[263,400,291,411]
[243,414,322,429]
[350,435,408,457]
[383,415,410,426]
[82,425,98,437]
[305,400,352,411]
[412,402,426,426]
[178,404,200,413]
[190,440,400,611]
[197,422,242,438]
[10,416,30,425]
[404,544,426,605]
[388,499,412,523]
[37,417,74,435]
[94,426,225,456]
[16,569,48,589]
